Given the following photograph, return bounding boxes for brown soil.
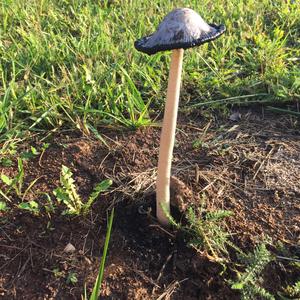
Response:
[0,109,299,299]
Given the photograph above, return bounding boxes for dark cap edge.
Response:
[134,24,226,55]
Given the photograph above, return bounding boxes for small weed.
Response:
[278,262,300,299]
[0,201,8,211]
[66,272,78,285]
[192,139,209,150]
[231,243,275,300]
[163,200,233,262]
[18,200,39,215]
[20,146,39,160]
[53,165,112,216]
[0,157,40,201]
[42,192,56,214]
[1,158,24,197]
[0,158,13,167]
[0,139,17,162]
[53,268,64,279]
[280,281,300,299]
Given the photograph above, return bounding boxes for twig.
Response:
[0,245,29,270]
[148,224,175,238]
[156,278,189,300]
[253,147,274,180]
[152,252,174,295]
[131,267,161,288]
[276,255,300,263]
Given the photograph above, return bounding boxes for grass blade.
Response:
[267,106,300,116]
[90,208,114,300]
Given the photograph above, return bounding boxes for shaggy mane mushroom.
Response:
[135,8,226,225]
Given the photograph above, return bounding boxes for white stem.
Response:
[156,48,184,226]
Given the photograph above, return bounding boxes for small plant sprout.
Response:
[18,200,40,215]
[0,201,8,212]
[135,8,225,225]
[53,165,112,216]
[0,158,40,201]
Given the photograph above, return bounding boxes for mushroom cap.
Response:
[135,8,226,55]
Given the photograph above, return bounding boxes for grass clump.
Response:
[0,1,299,137]
[53,165,112,215]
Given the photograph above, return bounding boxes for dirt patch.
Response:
[0,109,299,299]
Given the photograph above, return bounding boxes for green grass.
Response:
[0,0,299,138]
[87,207,114,300]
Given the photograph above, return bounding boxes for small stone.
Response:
[229,112,242,121]
[64,243,76,253]
[83,256,92,265]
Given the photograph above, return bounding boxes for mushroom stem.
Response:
[156,48,184,226]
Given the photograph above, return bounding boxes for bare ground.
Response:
[0,108,299,299]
